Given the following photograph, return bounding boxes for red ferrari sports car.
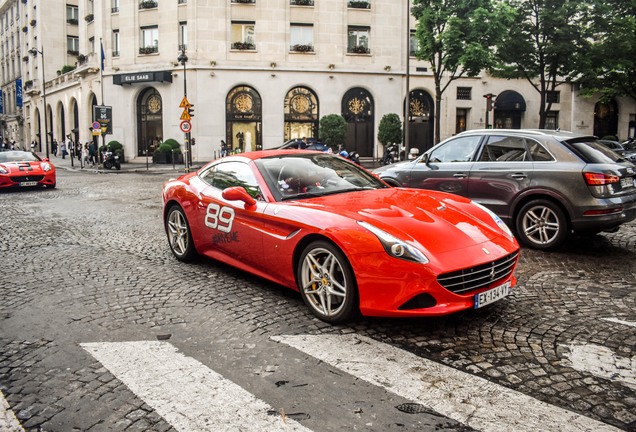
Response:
[0,150,56,189]
[162,150,520,323]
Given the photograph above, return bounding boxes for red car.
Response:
[0,150,56,189]
[162,150,520,323]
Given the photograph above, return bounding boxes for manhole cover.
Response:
[395,403,433,414]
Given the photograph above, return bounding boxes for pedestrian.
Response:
[82,143,90,168]
[60,140,67,159]
[30,140,36,152]
[88,141,96,167]
[10,140,16,150]
[52,139,58,157]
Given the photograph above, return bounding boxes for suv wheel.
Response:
[516,199,568,250]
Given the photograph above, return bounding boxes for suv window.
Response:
[478,136,528,162]
[568,139,626,164]
[527,139,554,161]
[429,135,482,163]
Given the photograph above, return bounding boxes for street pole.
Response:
[404,0,410,160]
[30,47,49,158]
[178,48,191,173]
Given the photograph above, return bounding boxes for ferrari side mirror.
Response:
[222,186,257,210]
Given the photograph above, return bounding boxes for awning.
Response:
[495,91,526,111]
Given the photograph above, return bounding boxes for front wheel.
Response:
[515,199,569,250]
[104,161,113,170]
[165,205,197,261]
[297,241,358,323]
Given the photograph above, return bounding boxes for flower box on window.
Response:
[67,49,80,56]
[348,45,370,54]
[139,0,158,9]
[85,14,94,22]
[232,0,255,3]
[67,18,79,25]
[348,0,370,8]
[231,41,255,50]
[291,0,313,5]
[139,46,159,54]
[290,44,314,53]
[77,54,87,64]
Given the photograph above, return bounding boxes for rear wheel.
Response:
[381,177,402,187]
[515,199,568,250]
[297,241,358,323]
[165,205,197,261]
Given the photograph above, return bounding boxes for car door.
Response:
[195,161,266,269]
[467,135,534,217]
[406,135,482,196]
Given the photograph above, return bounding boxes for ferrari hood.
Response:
[289,188,509,255]
[1,161,48,173]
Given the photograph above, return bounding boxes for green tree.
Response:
[412,0,513,143]
[319,114,346,148]
[576,0,636,105]
[491,0,593,128]
[378,113,403,146]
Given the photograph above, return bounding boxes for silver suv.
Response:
[373,129,636,250]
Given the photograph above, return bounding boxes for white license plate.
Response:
[620,177,636,189]
[474,281,510,309]
[19,181,38,186]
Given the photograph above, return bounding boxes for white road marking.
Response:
[562,342,636,391]
[81,341,311,432]
[0,391,24,432]
[273,334,620,432]
[601,317,636,328]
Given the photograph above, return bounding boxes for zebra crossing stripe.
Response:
[272,334,621,432]
[81,341,311,432]
[0,390,24,432]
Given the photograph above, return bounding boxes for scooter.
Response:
[102,150,121,170]
[381,143,399,165]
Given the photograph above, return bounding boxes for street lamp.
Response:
[177,48,191,172]
[29,46,49,159]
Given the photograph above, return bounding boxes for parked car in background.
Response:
[0,150,56,189]
[598,140,636,163]
[374,129,636,250]
[276,138,332,153]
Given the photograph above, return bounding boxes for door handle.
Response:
[511,173,527,180]
[452,173,468,178]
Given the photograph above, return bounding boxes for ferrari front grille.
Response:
[437,252,518,295]
[11,175,44,182]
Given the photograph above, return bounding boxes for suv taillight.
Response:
[583,172,619,186]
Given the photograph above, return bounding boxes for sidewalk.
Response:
[45,153,202,174]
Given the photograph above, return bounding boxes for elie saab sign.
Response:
[113,71,173,86]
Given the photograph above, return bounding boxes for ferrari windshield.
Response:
[255,153,388,201]
[0,151,41,163]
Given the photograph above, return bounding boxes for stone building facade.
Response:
[3,0,635,161]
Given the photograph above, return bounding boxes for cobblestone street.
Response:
[0,161,635,431]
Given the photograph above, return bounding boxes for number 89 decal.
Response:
[205,203,235,233]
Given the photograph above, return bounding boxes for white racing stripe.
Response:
[273,334,621,432]
[0,391,25,432]
[81,341,311,432]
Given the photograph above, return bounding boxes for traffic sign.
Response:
[92,121,101,130]
[180,121,192,133]
[180,109,191,121]
[179,96,191,108]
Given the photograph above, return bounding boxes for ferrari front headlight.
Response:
[358,221,429,264]
[42,163,52,172]
[0,166,8,174]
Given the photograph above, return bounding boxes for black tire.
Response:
[381,177,401,187]
[104,161,113,170]
[165,205,197,261]
[515,199,569,250]
[297,240,358,323]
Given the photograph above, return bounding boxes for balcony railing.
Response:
[139,46,159,54]
[67,18,79,25]
[231,41,255,50]
[290,0,313,5]
[139,0,158,9]
[231,0,255,3]
[348,0,370,8]
[347,45,370,54]
[290,44,314,53]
